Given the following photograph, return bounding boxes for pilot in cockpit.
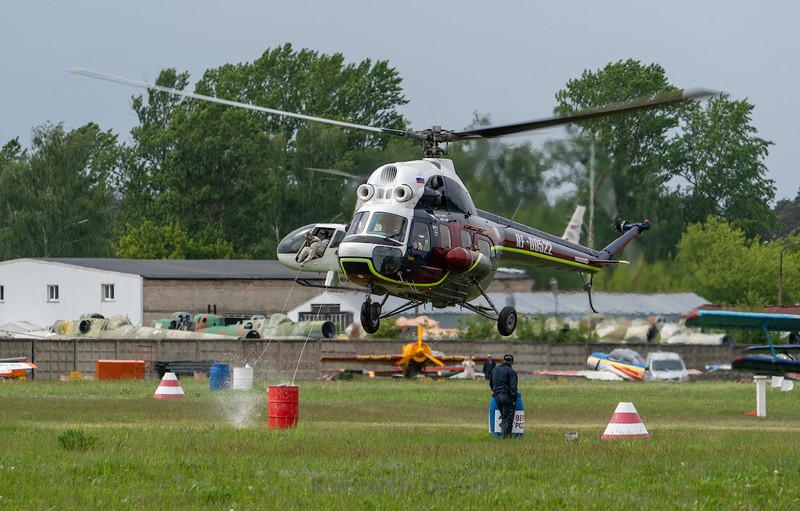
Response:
[412,233,429,251]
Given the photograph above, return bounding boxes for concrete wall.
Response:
[1,338,738,381]
[319,340,738,377]
[1,338,321,382]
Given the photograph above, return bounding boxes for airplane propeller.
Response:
[395,324,444,369]
[396,338,445,368]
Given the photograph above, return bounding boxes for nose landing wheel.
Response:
[360,300,381,334]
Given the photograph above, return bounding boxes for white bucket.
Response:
[232,366,253,390]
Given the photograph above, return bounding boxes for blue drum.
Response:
[489,392,524,438]
[209,363,231,391]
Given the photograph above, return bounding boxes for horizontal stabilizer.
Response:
[589,258,629,265]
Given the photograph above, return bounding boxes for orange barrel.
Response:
[268,385,299,429]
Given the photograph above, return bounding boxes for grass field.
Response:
[1,376,799,510]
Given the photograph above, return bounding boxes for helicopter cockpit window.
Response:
[277,224,317,253]
[347,212,368,236]
[329,229,344,249]
[410,222,431,251]
[442,177,477,215]
[367,212,407,242]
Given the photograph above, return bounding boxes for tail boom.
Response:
[598,220,650,261]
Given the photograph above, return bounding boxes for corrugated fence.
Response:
[1,338,740,381]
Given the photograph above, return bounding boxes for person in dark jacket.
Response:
[489,354,518,438]
[482,355,496,379]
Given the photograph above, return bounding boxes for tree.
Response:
[764,191,800,240]
[118,44,409,259]
[667,94,775,237]
[0,138,24,172]
[551,59,776,263]
[112,68,191,229]
[0,123,118,260]
[671,217,795,306]
[115,220,236,259]
[553,61,688,260]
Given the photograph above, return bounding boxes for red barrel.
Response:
[268,385,299,429]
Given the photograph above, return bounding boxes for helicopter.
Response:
[69,67,715,336]
[275,205,586,287]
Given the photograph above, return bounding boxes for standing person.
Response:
[461,356,476,379]
[489,354,518,439]
[482,355,496,379]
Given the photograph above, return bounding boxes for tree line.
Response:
[1,45,797,306]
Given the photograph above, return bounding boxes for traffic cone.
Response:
[153,372,185,399]
[601,402,649,440]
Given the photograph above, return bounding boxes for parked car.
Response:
[645,352,689,382]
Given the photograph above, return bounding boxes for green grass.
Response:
[1,377,799,510]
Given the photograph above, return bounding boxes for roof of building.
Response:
[28,258,313,280]
[0,321,44,334]
[288,291,709,324]
[499,292,709,319]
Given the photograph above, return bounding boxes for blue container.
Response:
[489,392,524,438]
[210,363,231,391]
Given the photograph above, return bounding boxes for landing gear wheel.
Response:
[360,302,380,334]
[497,306,517,336]
[370,302,382,319]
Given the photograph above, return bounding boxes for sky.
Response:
[2,1,798,202]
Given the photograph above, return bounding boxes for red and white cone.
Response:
[602,402,649,440]
[153,372,185,399]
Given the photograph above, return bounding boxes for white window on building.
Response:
[102,284,115,301]
[47,284,59,302]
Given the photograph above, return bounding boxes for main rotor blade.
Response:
[305,167,362,181]
[450,88,719,140]
[70,67,719,155]
[68,67,391,135]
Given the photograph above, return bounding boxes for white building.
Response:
[0,259,143,328]
[0,258,326,329]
